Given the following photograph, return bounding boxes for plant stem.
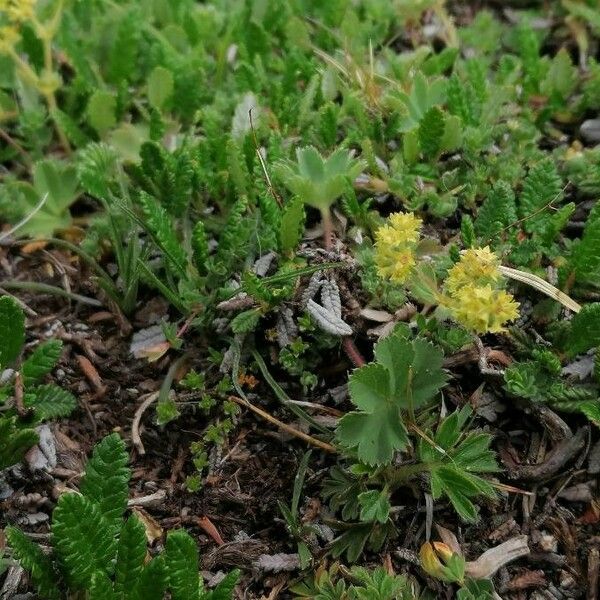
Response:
[342,337,366,367]
[321,208,333,251]
[1,281,102,307]
[33,4,71,154]
[229,395,337,453]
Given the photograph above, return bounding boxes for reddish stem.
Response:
[342,337,366,368]
[321,209,333,251]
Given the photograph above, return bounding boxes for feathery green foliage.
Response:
[7,435,239,599]
[0,296,75,468]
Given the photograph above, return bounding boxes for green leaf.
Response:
[138,191,188,279]
[130,557,168,600]
[419,409,497,523]
[519,158,563,236]
[276,146,365,213]
[541,48,577,100]
[17,159,79,237]
[24,384,76,420]
[6,527,60,599]
[192,220,209,275]
[580,400,600,427]
[571,216,600,288]
[297,146,325,181]
[165,529,201,600]
[87,91,117,136]
[203,569,240,600]
[77,142,120,199]
[0,417,39,469]
[563,0,600,36]
[52,493,117,589]
[0,295,25,368]
[475,180,517,243]
[230,308,261,334]
[358,489,391,524]
[90,570,117,600]
[337,330,447,466]
[147,66,174,110]
[440,114,462,153]
[279,198,305,255]
[568,303,600,356]
[80,433,130,534]
[22,340,63,387]
[418,106,445,159]
[51,108,89,147]
[114,516,147,597]
[461,215,476,248]
[330,524,372,563]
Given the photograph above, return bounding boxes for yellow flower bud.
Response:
[419,542,458,582]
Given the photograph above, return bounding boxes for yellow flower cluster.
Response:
[0,0,35,51]
[374,212,422,284]
[443,247,519,334]
[445,247,501,293]
[0,0,35,23]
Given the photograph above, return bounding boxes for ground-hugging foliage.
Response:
[6,434,240,599]
[0,296,76,468]
[1,0,600,597]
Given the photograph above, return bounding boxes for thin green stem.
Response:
[1,281,102,307]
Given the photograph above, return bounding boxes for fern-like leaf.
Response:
[0,417,39,469]
[214,196,251,273]
[571,215,600,288]
[418,106,445,159]
[192,220,210,276]
[475,180,517,243]
[279,198,305,255]
[113,516,147,597]
[519,159,563,236]
[79,433,130,534]
[0,295,25,368]
[52,493,117,589]
[24,384,76,420]
[165,529,201,600]
[6,527,60,599]
[90,570,117,600]
[226,138,251,198]
[22,340,63,388]
[130,557,168,600]
[567,303,600,356]
[77,143,120,199]
[138,191,188,279]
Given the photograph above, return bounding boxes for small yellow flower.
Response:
[0,24,19,52]
[373,211,422,284]
[375,244,416,283]
[387,211,422,244]
[445,246,501,294]
[1,0,35,23]
[447,284,519,334]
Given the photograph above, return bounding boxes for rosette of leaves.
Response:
[336,325,448,466]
